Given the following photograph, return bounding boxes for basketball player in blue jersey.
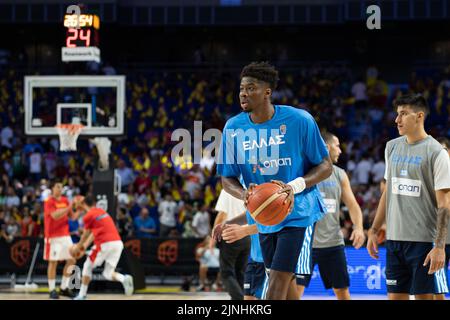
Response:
[367,94,450,300]
[217,61,332,300]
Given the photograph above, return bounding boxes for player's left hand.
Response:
[271,180,294,213]
[349,227,366,249]
[222,224,247,243]
[423,247,446,274]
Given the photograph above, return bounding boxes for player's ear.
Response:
[416,111,425,122]
[265,87,272,99]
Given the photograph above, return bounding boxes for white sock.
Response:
[48,279,56,291]
[114,273,125,283]
[60,276,70,290]
[79,284,88,297]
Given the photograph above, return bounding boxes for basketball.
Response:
[69,245,85,259]
[72,195,85,211]
[247,182,291,226]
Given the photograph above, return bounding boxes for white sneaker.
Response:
[73,294,86,300]
[123,275,134,296]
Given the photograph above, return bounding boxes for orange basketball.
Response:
[247,182,291,226]
[69,244,85,259]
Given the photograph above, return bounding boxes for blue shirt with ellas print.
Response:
[217,105,329,234]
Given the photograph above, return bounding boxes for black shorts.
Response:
[259,227,306,273]
[243,261,267,299]
[296,245,349,290]
[386,240,448,295]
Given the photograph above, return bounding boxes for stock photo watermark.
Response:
[170,121,286,175]
[366,5,381,30]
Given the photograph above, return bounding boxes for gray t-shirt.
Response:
[313,165,345,248]
[385,136,450,242]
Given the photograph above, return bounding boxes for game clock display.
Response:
[64,14,99,48]
[62,14,101,63]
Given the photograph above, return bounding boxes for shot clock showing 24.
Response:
[62,12,101,63]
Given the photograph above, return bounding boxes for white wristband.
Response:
[287,177,306,194]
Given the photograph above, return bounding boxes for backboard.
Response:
[24,75,125,136]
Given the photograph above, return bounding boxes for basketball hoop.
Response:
[55,124,84,151]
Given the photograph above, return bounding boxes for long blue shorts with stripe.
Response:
[259,227,306,273]
[295,223,316,275]
[386,240,449,295]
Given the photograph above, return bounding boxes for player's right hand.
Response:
[366,228,379,259]
[243,183,257,208]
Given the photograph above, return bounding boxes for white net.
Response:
[56,124,84,151]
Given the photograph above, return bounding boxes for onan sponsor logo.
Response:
[392,177,421,197]
[261,157,291,168]
[323,198,337,213]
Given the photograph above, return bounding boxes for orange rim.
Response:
[55,124,84,134]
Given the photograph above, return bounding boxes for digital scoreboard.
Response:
[62,14,101,63]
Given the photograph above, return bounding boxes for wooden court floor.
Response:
[0,286,388,300]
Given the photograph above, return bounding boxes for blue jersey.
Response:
[246,211,264,263]
[217,105,329,233]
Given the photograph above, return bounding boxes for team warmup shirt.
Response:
[44,196,70,238]
[83,207,121,246]
[217,105,329,234]
[385,136,450,242]
[314,165,346,248]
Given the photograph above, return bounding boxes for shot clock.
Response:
[62,13,101,63]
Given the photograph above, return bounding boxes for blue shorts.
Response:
[259,227,306,273]
[386,240,448,295]
[296,245,349,289]
[244,261,267,299]
[435,245,450,294]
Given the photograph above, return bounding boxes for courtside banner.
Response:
[0,237,204,275]
[306,247,387,295]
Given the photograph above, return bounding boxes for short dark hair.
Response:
[49,179,62,189]
[84,194,96,207]
[437,136,450,149]
[240,61,279,90]
[322,132,336,144]
[393,93,429,116]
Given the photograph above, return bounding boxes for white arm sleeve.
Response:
[287,177,306,194]
[434,149,450,190]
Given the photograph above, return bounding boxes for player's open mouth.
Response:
[241,102,249,108]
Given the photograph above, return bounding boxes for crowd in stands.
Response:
[0,63,449,244]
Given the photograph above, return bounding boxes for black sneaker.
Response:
[59,288,77,299]
[49,289,59,299]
